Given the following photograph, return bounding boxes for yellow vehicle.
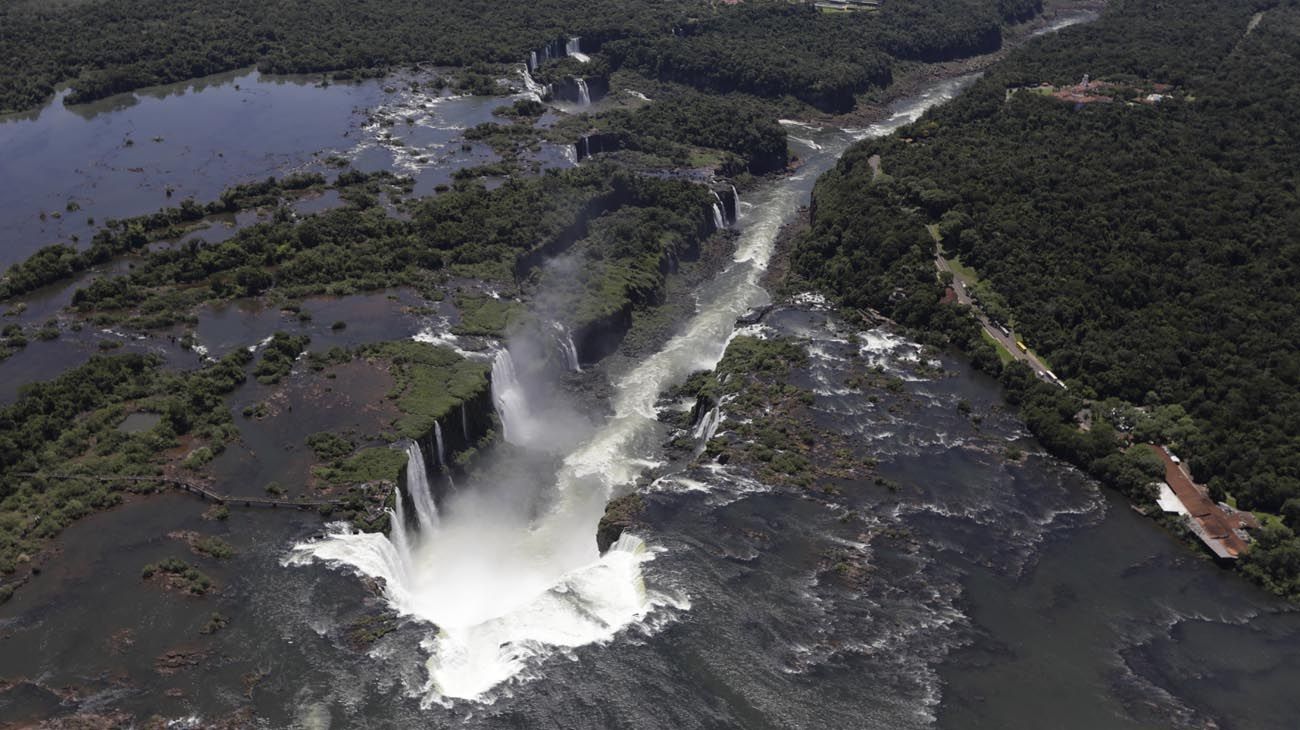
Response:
[1015,339,1028,353]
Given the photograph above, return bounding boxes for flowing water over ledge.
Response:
[5,10,1300,727]
[287,73,986,710]
[0,68,572,270]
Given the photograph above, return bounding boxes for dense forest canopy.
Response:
[576,89,790,173]
[0,0,1039,114]
[0,0,696,112]
[794,0,1300,594]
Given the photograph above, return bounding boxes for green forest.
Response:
[794,0,1300,596]
[571,89,790,174]
[1,0,1037,115]
[33,163,714,335]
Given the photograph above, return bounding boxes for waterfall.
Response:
[460,403,469,442]
[552,322,582,372]
[529,50,539,71]
[566,37,591,63]
[491,348,531,445]
[434,420,447,468]
[389,477,412,566]
[692,404,723,456]
[692,403,722,442]
[403,441,439,533]
[292,67,979,708]
[520,65,549,99]
[711,191,728,230]
[730,185,741,223]
[575,78,591,107]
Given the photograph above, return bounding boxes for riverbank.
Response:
[784,0,1300,601]
[0,2,1153,724]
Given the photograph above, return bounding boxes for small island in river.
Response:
[2,0,1299,727]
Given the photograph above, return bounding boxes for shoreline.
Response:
[0,3,1086,607]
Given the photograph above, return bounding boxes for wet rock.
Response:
[597,492,645,553]
[31,710,134,729]
[241,667,270,698]
[154,648,206,676]
[818,545,875,589]
[346,611,401,650]
[106,629,135,655]
[143,708,256,730]
[736,304,774,326]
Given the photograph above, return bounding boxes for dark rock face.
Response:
[575,131,627,161]
[736,304,775,326]
[396,378,496,517]
[597,492,646,553]
[711,184,739,225]
[413,385,496,478]
[688,392,718,430]
[569,208,711,367]
[550,75,610,105]
[573,305,635,365]
[747,144,790,175]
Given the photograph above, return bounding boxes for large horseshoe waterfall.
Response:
[290,74,976,706]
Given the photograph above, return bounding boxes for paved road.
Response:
[932,242,1064,388]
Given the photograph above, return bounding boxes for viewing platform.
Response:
[1148,445,1256,560]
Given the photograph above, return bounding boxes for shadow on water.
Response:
[5,10,1299,727]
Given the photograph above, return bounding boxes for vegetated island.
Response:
[0,0,1058,606]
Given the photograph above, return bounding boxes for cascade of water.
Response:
[711,191,728,229]
[491,348,531,445]
[293,70,981,707]
[552,322,582,372]
[566,37,591,63]
[575,78,591,106]
[460,403,469,442]
[520,65,548,99]
[529,50,539,71]
[404,441,439,533]
[730,185,741,223]
[389,477,412,564]
[692,403,722,442]
[434,420,447,467]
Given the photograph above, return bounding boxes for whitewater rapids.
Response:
[288,73,975,706]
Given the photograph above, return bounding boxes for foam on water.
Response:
[291,72,974,709]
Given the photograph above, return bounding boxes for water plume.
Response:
[291,72,974,707]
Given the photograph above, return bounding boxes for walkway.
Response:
[1146,445,1251,559]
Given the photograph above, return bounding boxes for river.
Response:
[3,11,1299,729]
